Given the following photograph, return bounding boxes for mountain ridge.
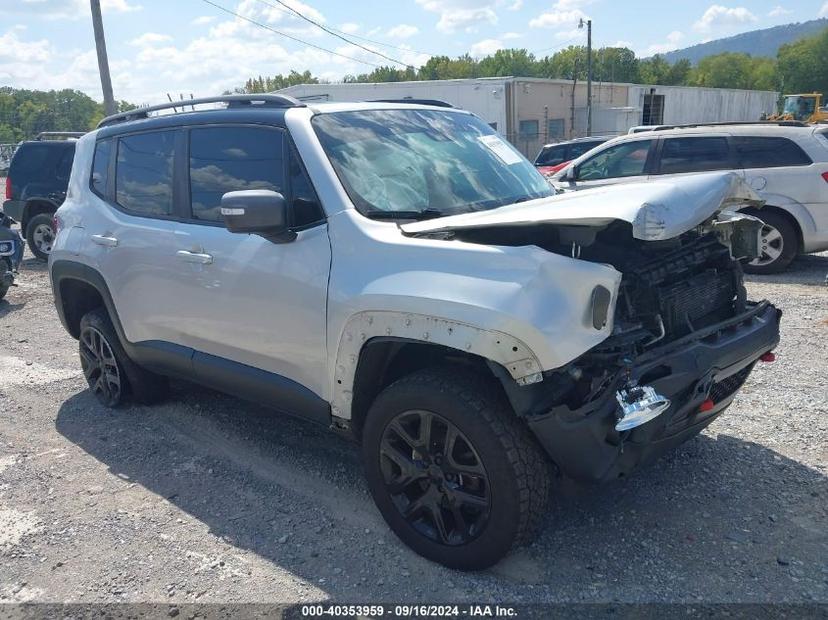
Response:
[660,18,828,64]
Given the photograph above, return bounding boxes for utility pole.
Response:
[90,0,117,116]
[579,18,593,136]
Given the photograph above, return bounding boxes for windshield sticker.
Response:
[478,135,523,165]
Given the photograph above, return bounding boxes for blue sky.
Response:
[1,0,826,104]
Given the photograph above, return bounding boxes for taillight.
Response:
[822,171,828,184]
[4,177,11,201]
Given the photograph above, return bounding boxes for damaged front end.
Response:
[402,172,781,482]
[520,231,781,482]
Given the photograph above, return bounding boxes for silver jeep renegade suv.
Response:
[49,95,781,570]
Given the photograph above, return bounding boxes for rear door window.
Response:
[658,137,732,174]
[576,140,654,181]
[116,131,175,216]
[188,126,284,222]
[732,136,812,168]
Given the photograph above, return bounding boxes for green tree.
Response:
[777,28,828,94]
[477,49,539,77]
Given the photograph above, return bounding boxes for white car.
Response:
[49,96,780,569]
[551,123,828,273]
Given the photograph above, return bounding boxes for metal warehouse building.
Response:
[279,77,779,158]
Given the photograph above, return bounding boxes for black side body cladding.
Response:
[50,260,331,426]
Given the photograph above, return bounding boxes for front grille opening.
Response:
[709,365,752,403]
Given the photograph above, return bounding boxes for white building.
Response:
[279,77,779,157]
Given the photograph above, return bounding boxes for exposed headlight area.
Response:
[591,285,612,330]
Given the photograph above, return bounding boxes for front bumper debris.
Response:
[527,301,781,483]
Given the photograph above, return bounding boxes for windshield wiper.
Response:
[363,208,446,221]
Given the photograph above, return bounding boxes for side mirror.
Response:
[220,190,295,243]
[562,166,577,182]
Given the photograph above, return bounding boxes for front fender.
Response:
[326,210,623,420]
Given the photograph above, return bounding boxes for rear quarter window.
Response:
[732,136,813,168]
[91,139,113,198]
[10,144,52,177]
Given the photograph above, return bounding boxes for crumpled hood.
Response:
[401,172,764,241]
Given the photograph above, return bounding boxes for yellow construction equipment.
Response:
[768,93,828,123]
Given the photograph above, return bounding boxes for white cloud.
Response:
[387,24,419,39]
[508,0,523,10]
[416,0,499,34]
[192,16,216,26]
[13,0,141,19]
[340,22,360,34]
[693,5,757,33]
[0,27,51,64]
[1,2,439,104]
[470,38,504,57]
[129,32,172,47]
[502,31,522,40]
[819,2,828,17]
[644,30,684,55]
[528,5,586,29]
[768,6,792,18]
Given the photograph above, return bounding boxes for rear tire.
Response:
[25,213,55,261]
[78,308,168,407]
[362,367,551,570]
[744,211,797,275]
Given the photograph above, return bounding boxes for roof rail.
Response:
[651,120,808,131]
[97,94,306,128]
[35,131,86,140]
[370,98,455,108]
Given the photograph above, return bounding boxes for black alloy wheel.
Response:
[79,324,123,407]
[380,409,491,546]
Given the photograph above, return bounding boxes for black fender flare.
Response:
[50,260,128,344]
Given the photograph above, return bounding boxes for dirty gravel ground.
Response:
[0,240,826,606]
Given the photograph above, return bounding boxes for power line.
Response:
[532,33,586,56]
[254,0,439,58]
[254,0,411,67]
[199,0,386,68]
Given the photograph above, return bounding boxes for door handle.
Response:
[91,234,118,247]
[176,249,213,265]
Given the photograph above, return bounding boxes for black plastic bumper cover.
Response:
[527,301,782,483]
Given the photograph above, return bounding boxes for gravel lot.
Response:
[0,232,826,606]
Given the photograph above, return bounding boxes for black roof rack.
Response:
[651,120,808,131]
[35,131,85,140]
[370,98,455,108]
[97,94,306,128]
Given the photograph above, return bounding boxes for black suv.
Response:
[3,132,83,260]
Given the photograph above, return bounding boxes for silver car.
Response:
[49,96,780,569]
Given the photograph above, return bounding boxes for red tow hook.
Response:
[759,351,776,363]
[699,398,715,413]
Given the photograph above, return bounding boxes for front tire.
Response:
[26,213,56,261]
[362,367,551,570]
[78,308,168,407]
